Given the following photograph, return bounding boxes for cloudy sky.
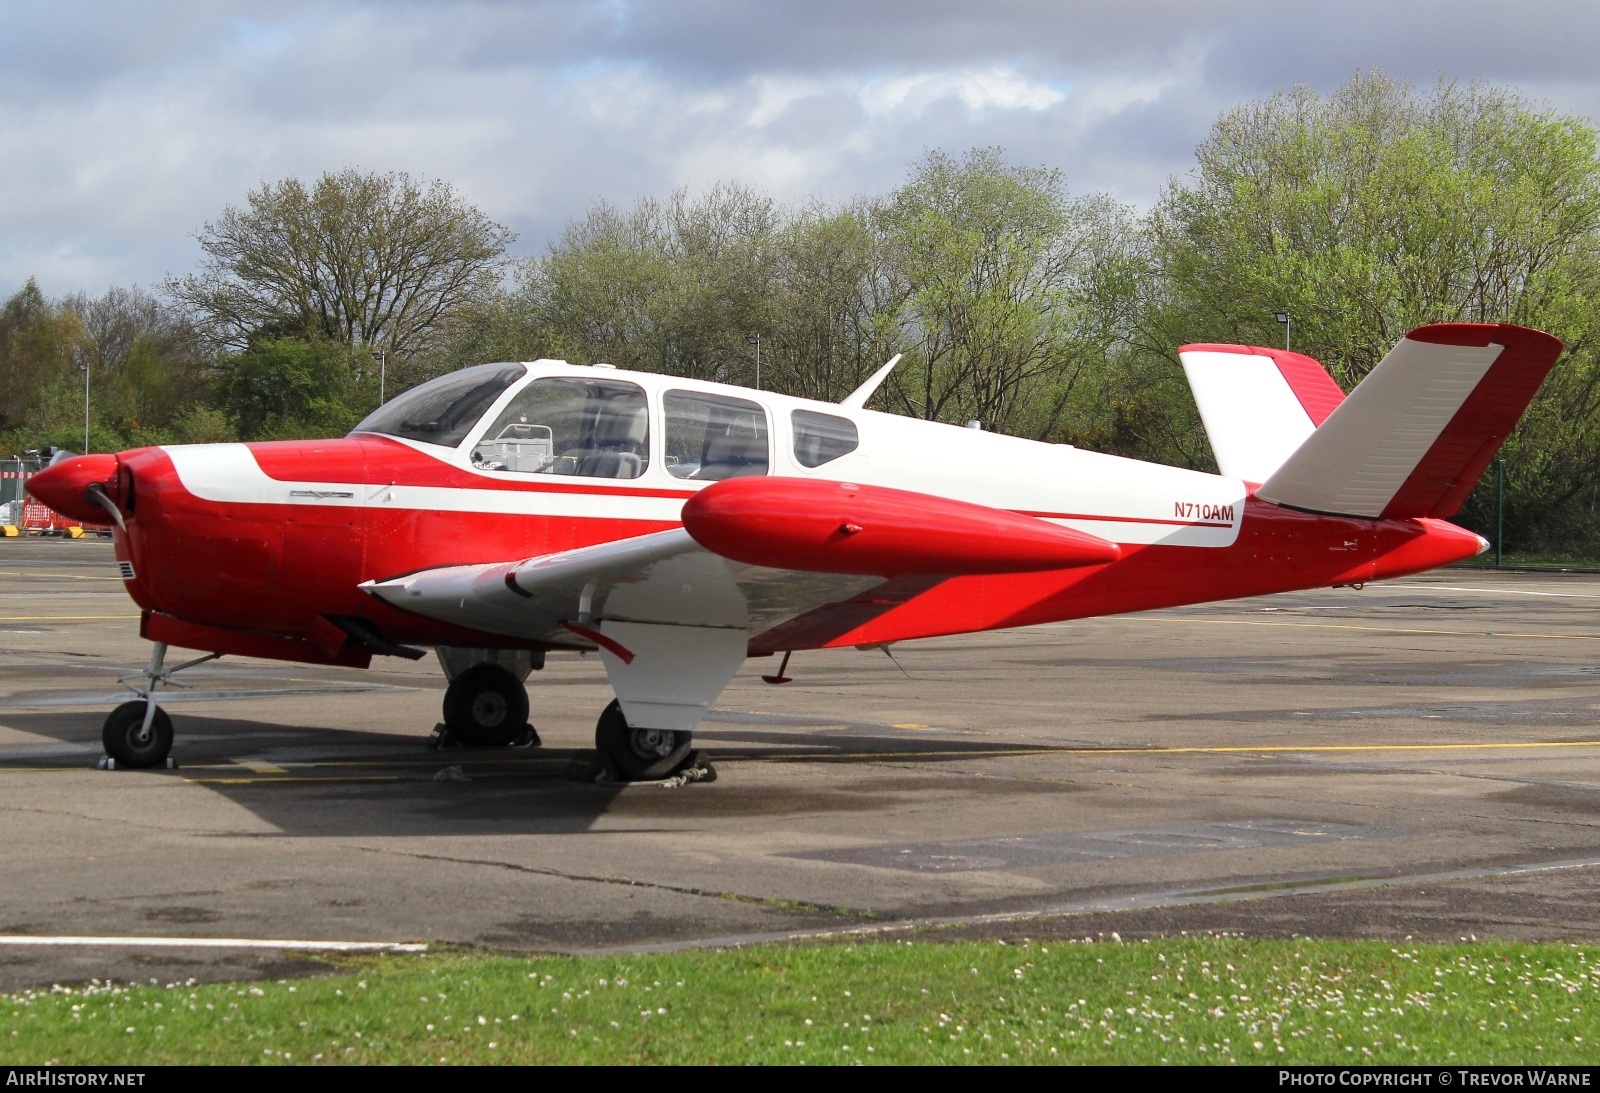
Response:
[5,0,1599,297]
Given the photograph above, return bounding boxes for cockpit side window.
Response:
[664,391,768,480]
[472,378,649,480]
[792,409,859,468]
[353,363,525,448]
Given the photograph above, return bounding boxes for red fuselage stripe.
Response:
[1017,510,1233,528]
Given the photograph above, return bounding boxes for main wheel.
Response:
[594,699,693,781]
[442,663,530,747]
[102,700,174,769]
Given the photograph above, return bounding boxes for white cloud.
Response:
[859,68,1069,117]
[3,1,1600,296]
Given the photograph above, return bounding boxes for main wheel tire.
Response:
[442,663,530,747]
[102,700,174,769]
[594,699,693,781]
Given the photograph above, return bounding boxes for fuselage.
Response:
[32,359,1487,665]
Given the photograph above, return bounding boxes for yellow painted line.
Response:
[1058,739,1600,756]
[1125,616,1600,641]
[754,739,1600,763]
[0,571,123,581]
[0,767,105,774]
[0,615,138,621]
[180,755,561,771]
[184,775,402,785]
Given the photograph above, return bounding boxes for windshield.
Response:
[351,364,526,448]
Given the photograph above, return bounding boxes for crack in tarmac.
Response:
[353,844,884,922]
[563,855,1600,956]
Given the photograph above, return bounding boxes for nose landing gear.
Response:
[101,700,173,769]
[100,642,220,769]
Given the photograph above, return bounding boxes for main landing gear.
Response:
[594,699,694,781]
[441,663,532,747]
[100,641,219,769]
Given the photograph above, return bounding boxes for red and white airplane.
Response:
[28,322,1562,779]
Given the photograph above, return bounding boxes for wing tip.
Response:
[1404,321,1564,357]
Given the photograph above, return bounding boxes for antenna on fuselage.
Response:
[839,354,902,410]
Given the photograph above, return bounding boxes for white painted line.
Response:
[0,935,427,952]
[1388,583,1600,600]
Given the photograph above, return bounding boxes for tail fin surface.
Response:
[1257,323,1562,519]
[1178,344,1346,482]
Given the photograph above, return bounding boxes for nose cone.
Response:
[27,454,119,524]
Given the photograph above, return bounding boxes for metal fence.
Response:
[0,457,41,506]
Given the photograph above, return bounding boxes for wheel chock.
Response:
[96,755,178,770]
[428,722,541,750]
[564,752,615,783]
[586,750,717,787]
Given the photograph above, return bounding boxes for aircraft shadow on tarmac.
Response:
[0,709,1071,837]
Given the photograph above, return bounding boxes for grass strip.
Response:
[3,936,1597,1065]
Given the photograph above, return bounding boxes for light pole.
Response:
[1495,457,1505,568]
[746,334,761,390]
[372,349,387,406]
[77,350,89,454]
[1274,312,1291,351]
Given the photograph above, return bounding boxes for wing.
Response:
[361,526,882,651]
[361,477,1120,654]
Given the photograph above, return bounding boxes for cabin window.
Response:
[664,391,769,480]
[791,409,859,467]
[472,378,649,479]
[354,363,526,448]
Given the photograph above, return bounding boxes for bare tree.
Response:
[169,169,514,359]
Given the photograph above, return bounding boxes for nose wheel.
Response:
[99,642,218,770]
[441,663,531,747]
[594,699,693,781]
[102,700,174,769]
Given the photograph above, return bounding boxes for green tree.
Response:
[64,285,209,438]
[762,203,899,403]
[872,149,1136,439]
[216,337,370,440]
[515,183,780,384]
[1139,72,1600,546]
[169,169,514,365]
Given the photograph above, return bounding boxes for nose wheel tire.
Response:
[442,663,530,747]
[594,699,693,781]
[102,700,174,769]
